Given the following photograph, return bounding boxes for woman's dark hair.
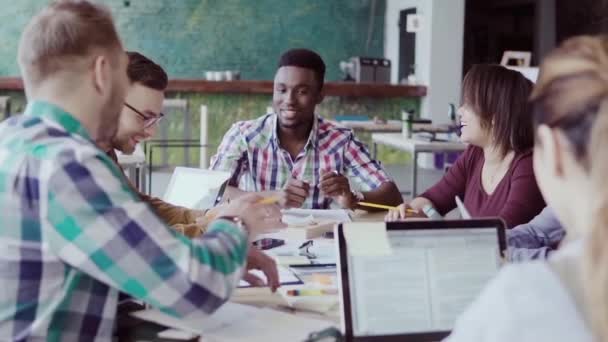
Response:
[461,64,534,157]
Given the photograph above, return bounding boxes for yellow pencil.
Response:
[257,196,280,204]
[358,201,417,213]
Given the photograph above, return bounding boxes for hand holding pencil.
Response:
[213,194,285,235]
[357,201,417,213]
[384,202,425,221]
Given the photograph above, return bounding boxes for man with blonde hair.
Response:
[105,51,279,285]
[0,1,279,340]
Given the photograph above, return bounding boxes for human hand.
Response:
[214,194,284,237]
[320,171,355,208]
[281,179,310,208]
[385,203,418,221]
[199,205,223,221]
[241,247,279,292]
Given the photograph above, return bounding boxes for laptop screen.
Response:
[163,167,231,209]
[340,222,504,340]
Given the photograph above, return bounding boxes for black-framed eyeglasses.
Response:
[124,102,165,128]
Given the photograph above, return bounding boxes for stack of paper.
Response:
[281,209,352,239]
[282,208,352,225]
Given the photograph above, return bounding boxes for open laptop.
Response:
[336,219,506,341]
[163,167,231,209]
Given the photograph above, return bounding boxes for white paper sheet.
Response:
[238,265,302,287]
[282,208,352,226]
[131,302,258,335]
[347,228,501,335]
[258,230,338,265]
[131,303,333,342]
[343,222,393,256]
[455,196,471,219]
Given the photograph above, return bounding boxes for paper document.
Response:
[282,208,352,226]
[132,303,333,342]
[348,228,500,335]
[455,196,471,219]
[258,230,338,264]
[343,222,393,256]
[131,302,258,335]
[238,265,302,287]
[157,329,198,340]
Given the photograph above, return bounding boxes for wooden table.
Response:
[232,210,404,325]
[331,119,402,133]
[331,120,453,135]
[126,210,414,341]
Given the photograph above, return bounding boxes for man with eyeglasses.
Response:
[100,51,280,289]
[103,52,206,234]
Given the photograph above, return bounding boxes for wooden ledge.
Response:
[0,78,427,98]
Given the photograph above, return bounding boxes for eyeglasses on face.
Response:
[124,102,164,128]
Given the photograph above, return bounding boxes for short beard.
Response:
[98,86,124,147]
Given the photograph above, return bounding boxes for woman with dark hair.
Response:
[387,64,545,228]
[446,35,608,342]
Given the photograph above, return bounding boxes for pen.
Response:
[358,201,418,213]
[289,263,336,268]
[286,289,338,296]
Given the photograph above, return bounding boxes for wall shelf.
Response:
[0,78,427,98]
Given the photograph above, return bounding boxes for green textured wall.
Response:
[0,0,386,80]
[1,90,415,165]
[0,0,414,165]
[160,92,416,166]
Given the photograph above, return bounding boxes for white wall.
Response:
[385,0,465,125]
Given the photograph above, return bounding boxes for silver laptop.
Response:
[336,219,506,341]
[163,167,231,209]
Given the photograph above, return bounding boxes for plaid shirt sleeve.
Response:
[210,123,248,186]
[44,150,249,319]
[343,133,392,191]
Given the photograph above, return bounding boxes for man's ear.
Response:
[316,87,325,105]
[537,124,565,177]
[91,54,110,95]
